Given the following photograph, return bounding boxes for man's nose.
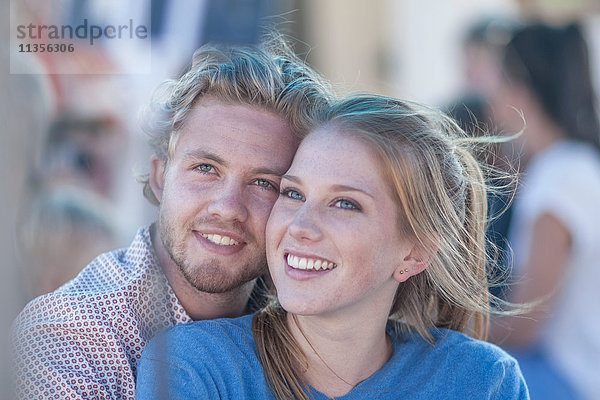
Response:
[206,180,249,223]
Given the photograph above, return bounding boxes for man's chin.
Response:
[178,263,261,294]
[186,277,257,294]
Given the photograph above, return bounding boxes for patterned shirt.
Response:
[12,225,192,400]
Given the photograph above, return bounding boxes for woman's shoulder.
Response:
[387,326,528,399]
[390,324,518,367]
[424,328,518,368]
[137,315,273,399]
[429,328,515,362]
[164,313,254,338]
[142,314,256,362]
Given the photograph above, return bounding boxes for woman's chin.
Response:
[278,297,323,317]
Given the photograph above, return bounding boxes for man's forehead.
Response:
[169,100,297,171]
[176,132,295,175]
[183,98,288,132]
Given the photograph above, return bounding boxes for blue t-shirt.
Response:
[136,314,529,399]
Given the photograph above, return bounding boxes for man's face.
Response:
[151,99,297,293]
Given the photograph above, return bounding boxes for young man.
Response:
[13,38,331,399]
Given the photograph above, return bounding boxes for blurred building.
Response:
[4,0,600,331]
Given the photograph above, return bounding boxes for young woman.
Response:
[136,95,528,399]
[489,23,600,400]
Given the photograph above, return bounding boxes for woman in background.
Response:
[137,95,528,399]
[490,23,600,400]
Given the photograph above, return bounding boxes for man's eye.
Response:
[196,164,214,173]
[281,188,305,201]
[254,179,274,189]
[334,199,360,210]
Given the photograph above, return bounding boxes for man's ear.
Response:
[393,237,439,283]
[149,155,166,204]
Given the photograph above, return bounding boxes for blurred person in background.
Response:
[489,23,600,400]
[12,35,332,400]
[1,49,53,400]
[463,17,517,102]
[19,73,129,297]
[447,17,519,300]
[10,0,132,300]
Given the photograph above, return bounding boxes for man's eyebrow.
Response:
[252,167,287,177]
[281,175,374,199]
[182,150,228,167]
[183,150,284,177]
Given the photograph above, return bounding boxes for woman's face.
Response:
[266,127,416,318]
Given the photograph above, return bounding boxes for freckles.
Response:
[352,257,380,287]
[329,286,346,302]
[268,204,295,227]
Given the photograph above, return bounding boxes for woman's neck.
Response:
[287,312,393,398]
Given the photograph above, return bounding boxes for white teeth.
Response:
[201,233,240,246]
[299,258,307,269]
[286,254,336,271]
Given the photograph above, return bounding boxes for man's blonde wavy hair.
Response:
[139,34,333,205]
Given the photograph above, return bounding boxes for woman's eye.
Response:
[334,199,359,210]
[254,179,274,190]
[196,164,214,173]
[281,188,305,201]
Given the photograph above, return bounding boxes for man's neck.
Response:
[150,224,252,321]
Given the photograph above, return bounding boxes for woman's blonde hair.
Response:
[253,95,506,400]
[139,33,333,205]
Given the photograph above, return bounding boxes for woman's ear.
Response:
[149,155,166,204]
[393,236,439,283]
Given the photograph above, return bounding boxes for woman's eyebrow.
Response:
[329,184,374,199]
[281,174,301,184]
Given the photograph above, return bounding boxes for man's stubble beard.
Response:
[158,209,266,294]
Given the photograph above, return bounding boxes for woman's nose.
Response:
[287,204,323,242]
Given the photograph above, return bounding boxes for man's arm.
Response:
[12,297,136,400]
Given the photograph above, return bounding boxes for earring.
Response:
[404,268,409,273]
[399,270,404,274]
